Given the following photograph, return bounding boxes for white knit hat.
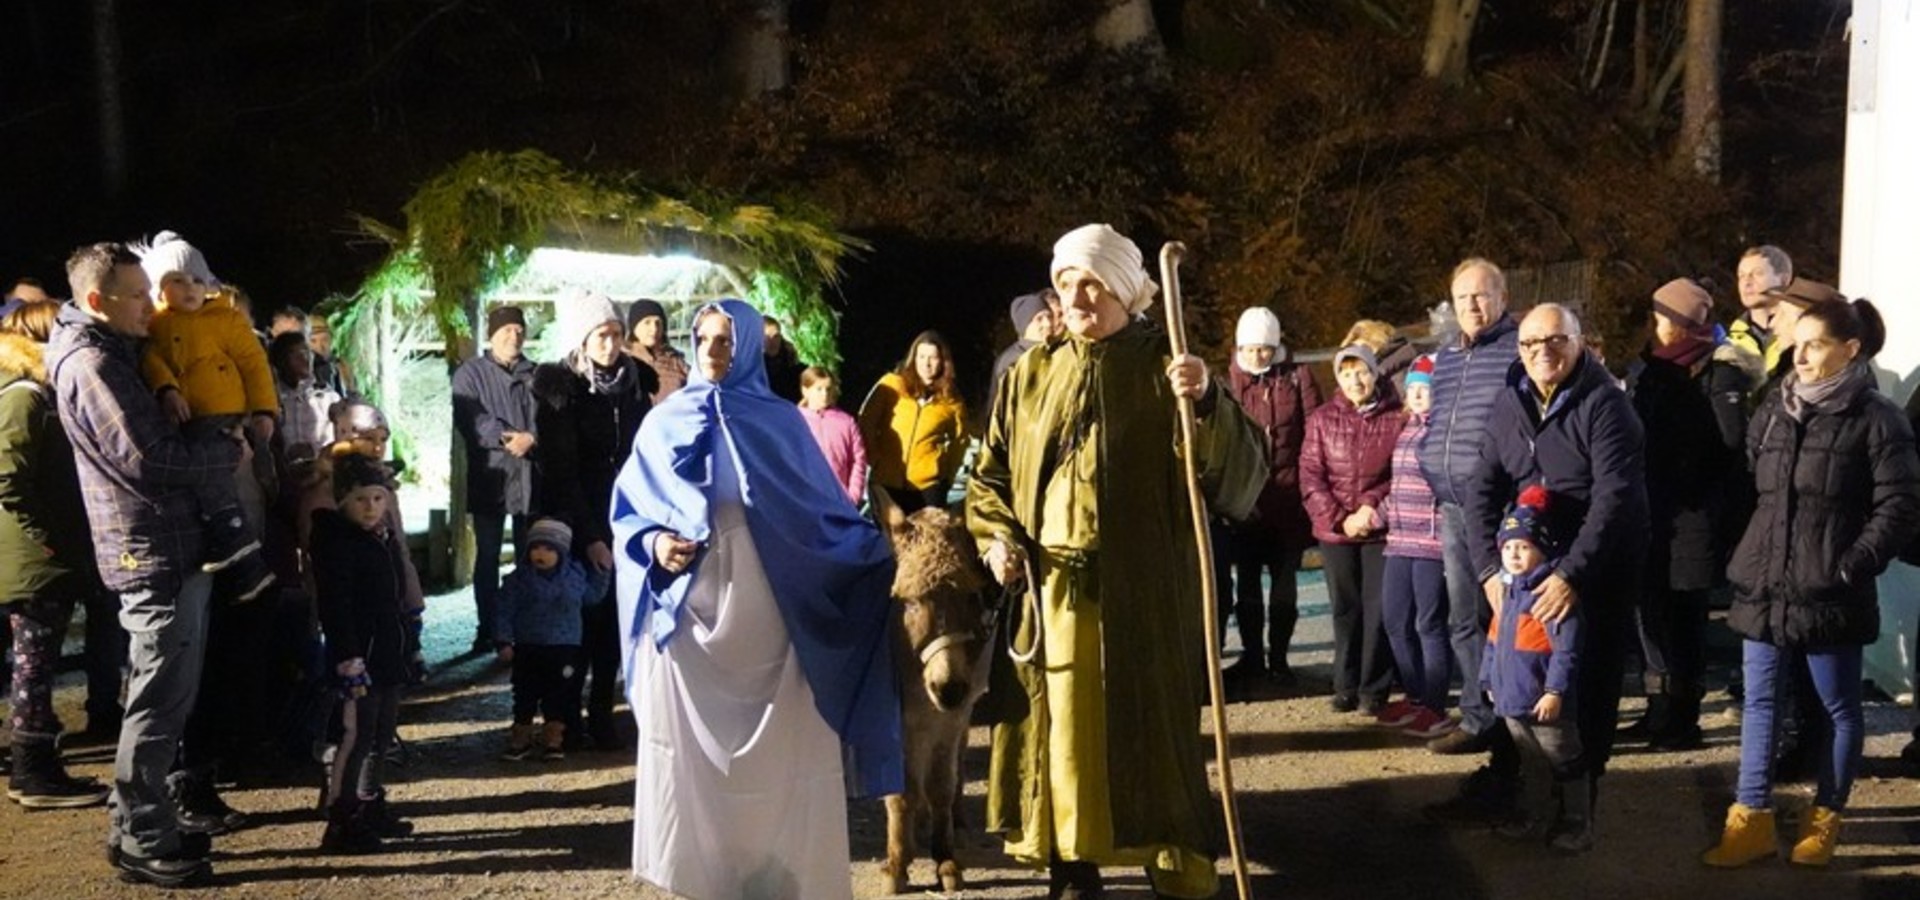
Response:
[1235,307,1282,348]
[133,230,219,290]
[551,287,621,362]
[1049,224,1159,315]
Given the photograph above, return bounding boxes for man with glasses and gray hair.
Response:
[1459,303,1649,836]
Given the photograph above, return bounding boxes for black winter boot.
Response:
[1546,776,1595,854]
[1650,681,1705,750]
[319,797,383,855]
[7,735,108,809]
[171,768,250,834]
[358,789,414,838]
[1619,691,1671,741]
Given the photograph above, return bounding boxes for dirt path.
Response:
[3,582,1917,899]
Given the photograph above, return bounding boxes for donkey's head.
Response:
[879,496,991,712]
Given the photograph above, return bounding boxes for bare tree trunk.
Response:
[91,0,127,197]
[1422,0,1483,85]
[730,0,790,97]
[1588,0,1620,92]
[1095,0,1165,56]
[1674,0,1722,181]
[1629,0,1650,107]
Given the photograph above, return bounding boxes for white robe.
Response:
[630,436,852,900]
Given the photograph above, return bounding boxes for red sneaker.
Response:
[1402,707,1458,740]
[1373,699,1421,728]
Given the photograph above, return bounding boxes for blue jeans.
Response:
[1439,503,1495,734]
[1382,555,1450,712]
[109,572,214,857]
[1737,641,1864,811]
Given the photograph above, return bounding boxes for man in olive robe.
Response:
[968,224,1267,899]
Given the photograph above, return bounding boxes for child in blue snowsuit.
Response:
[1480,485,1590,853]
[495,517,595,760]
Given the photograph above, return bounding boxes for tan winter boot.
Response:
[501,723,537,762]
[1789,806,1842,867]
[540,721,566,761]
[1701,803,1777,868]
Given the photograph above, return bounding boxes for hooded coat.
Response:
[1223,359,1320,550]
[967,318,1267,868]
[311,506,412,686]
[0,333,99,602]
[140,293,279,419]
[1727,366,1920,646]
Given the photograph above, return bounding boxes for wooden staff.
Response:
[1158,241,1251,900]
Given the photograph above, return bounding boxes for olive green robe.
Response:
[966,320,1267,888]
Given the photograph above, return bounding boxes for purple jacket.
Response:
[800,404,868,506]
[1300,386,1404,545]
[1383,414,1442,559]
[46,302,242,597]
[1481,563,1582,718]
[1225,360,1322,550]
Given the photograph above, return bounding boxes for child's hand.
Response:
[1533,692,1562,723]
[497,644,514,664]
[249,413,276,445]
[160,388,191,424]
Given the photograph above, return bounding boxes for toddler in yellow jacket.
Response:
[135,231,278,601]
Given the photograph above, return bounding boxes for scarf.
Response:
[1782,360,1874,423]
[1650,332,1716,370]
[577,351,634,396]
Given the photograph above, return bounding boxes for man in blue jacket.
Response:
[1464,303,1649,820]
[1419,258,1521,767]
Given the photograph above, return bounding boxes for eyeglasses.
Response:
[1519,334,1572,354]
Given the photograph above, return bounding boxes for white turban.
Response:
[1235,307,1282,349]
[1050,224,1158,315]
[552,287,621,362]
[133,230,219,289]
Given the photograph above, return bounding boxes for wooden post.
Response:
[447,295,479,589]
[428,508,452,588]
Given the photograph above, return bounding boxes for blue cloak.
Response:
[610,299,903,797]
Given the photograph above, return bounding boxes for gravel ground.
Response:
[3,577,1917,899]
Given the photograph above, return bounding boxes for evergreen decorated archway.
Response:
[331,149,863,586]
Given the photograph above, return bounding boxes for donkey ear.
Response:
[870,485,911,540]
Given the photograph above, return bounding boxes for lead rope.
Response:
[1004,552,1043,667]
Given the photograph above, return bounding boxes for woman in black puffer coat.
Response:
[1625,278,1763,750]
[532,290,654,751]
[1705,298,1920,869]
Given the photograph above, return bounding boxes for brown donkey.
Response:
[878,499,995,895]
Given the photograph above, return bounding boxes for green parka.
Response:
[0,332,99,603]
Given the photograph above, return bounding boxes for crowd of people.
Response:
[2,225,1919,897]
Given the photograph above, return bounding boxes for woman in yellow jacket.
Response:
[859,331,967,513]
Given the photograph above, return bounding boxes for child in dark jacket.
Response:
[1480,485,1590,854]
[496,517,596,761]
[311,453,413,854]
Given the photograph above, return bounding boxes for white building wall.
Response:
[1843,1,1920,697]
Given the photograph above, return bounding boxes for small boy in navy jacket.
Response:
[496,518,595,760]
[1480,485,1590,853]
